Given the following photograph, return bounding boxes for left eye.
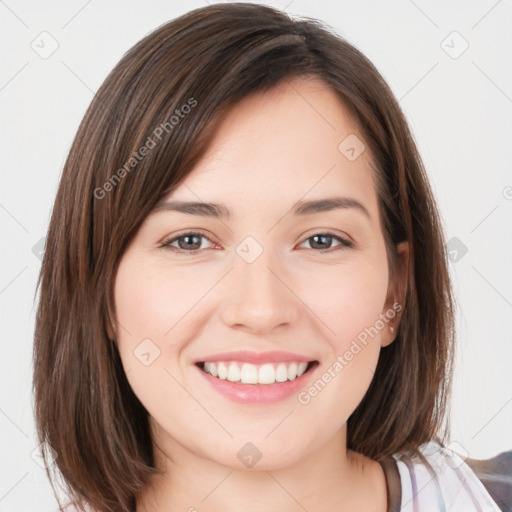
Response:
[161,231,353,254]
[299,233,353,251]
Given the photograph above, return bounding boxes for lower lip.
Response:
[195,363,318,404]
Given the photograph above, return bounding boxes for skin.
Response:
[112,76,409,512]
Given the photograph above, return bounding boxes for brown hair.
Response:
[33,3,455,511]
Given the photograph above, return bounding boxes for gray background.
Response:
[1,0,511,510]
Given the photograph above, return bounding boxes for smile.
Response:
[199,360,315,385]
[195,359,319,404]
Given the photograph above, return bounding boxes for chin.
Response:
[203,437,311,472]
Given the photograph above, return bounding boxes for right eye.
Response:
[160,231,216,254]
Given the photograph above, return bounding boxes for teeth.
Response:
[227,363,241,382]
[241,363,258,384]
[275,363,288,383]
[201,361,312,385]
[258,363,275,384]
[288,362,298,380]
[297,362,308,376]
[217,362,228,380]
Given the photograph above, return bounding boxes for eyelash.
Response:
[160,230,354,255]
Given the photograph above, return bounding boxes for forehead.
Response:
[161,77,378,221]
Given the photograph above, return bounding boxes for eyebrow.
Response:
[152,196,371,220]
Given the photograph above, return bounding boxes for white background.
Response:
[1,1,511,510]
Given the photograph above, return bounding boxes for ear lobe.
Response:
[106,322,116,341]
[393,241,410,307]
[105,303,117,341]
[381,241,410,347]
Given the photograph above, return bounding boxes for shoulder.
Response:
[466,449,512,512]
[391,440,507,511]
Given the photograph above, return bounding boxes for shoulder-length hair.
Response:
[33,3,455,511]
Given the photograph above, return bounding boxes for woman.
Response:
[32,3,507,511]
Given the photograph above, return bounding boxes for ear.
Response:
[380,241,409,347]
[106,320,116,341]
[105,301,117,341]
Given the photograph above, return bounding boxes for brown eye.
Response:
[161,231,214,253]
[300,233,353,251]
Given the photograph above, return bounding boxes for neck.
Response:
[136,424,387,512]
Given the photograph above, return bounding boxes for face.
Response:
[112,77,408,471]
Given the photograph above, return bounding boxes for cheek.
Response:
[295,284,387,423]
[114,254,209,345]
[299,255,389,350]
[112,254,208,416]
[295,254,389,407]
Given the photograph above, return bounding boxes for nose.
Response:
[219,250,300,334]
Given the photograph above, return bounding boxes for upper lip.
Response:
[194,350,317,364]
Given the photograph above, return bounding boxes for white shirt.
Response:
[392,440,502,511]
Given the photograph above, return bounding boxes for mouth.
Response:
[195,360,319,386]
